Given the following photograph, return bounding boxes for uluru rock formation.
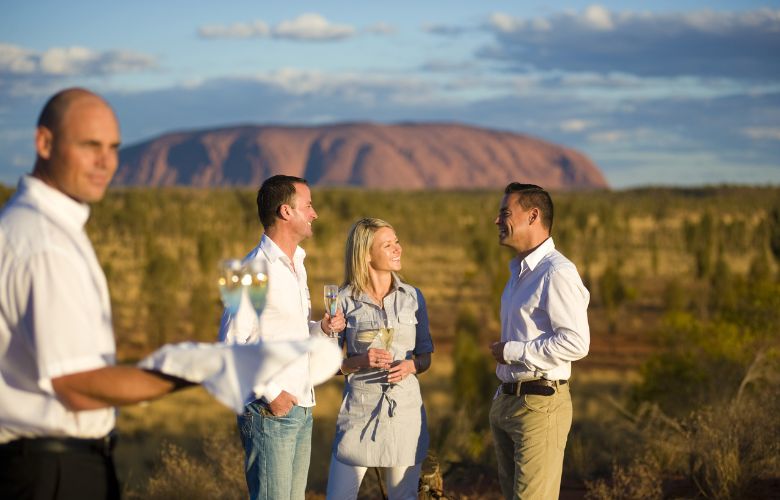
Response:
[114,122,608,190]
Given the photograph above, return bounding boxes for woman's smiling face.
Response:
[368,227,402,272]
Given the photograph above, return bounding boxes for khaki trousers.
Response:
[489,383,572,500]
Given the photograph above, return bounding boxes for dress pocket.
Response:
[348,319,382,352]
[397,313,418,326]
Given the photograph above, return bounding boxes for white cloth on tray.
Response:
[138,337,341,413]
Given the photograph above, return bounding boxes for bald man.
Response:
[0,88,189,499]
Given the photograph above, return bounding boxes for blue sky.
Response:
[1,1,779,188]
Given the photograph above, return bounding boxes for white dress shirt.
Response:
[0,176,116,443]
[497,237,590,384]
[218,234,323,407]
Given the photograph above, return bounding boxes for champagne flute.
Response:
[323,284,339,337]
[217,259,244,315]
[378,323,394,353]
[378,319,395,384]
[243,259,269,319]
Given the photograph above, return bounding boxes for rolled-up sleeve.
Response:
[413,289,434,355]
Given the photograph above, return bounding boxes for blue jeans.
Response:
[237,402,313,500]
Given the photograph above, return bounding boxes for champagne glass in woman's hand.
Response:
[378,320,395,384]
[323,284,339,337]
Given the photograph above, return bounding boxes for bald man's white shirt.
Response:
[0,176,115,443]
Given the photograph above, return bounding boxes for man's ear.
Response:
[529,207,540,225]
[277,203,291,221]
[35,126,53,161]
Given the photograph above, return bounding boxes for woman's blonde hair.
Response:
[343,217,398,296]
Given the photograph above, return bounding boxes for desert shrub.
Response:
[142,245,182,346]
[451,307,494,414]
[632,313,751,416]
[598,264,633,336]
[127,433,245,500]
[584,453,662,500]
[433,306,496,464]
[634,273,779,417]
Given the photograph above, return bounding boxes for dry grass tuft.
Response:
[125,433,245,500]
[585,454,662,500]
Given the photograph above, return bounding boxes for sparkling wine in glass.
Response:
[218,259,244,315]
[323,284,339,337]
[378,324,394,352]
[378,321,395,384]
[243,259,269,318]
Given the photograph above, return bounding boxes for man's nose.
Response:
[97,148,116,169]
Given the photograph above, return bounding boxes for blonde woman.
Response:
[325,218,433,500]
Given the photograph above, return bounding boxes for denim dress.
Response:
[332,280,434,467]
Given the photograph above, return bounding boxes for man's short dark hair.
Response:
[257,175,308,229]
[504,182,554,232]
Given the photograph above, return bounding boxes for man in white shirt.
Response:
[0,88,193,499]
[218,175,344,500]
[489,183,590,499]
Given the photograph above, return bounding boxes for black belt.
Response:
[0,434,117,458]
[501,379,567,397]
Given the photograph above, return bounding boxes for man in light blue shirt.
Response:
[489,183,590,499]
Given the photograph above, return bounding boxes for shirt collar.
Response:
[510,237,555,276]
[18,175,91,230]
[352,274,410,304]
[259,233,306,264]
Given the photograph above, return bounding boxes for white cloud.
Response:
[477,7,780,78]
[0,43,156,76]
[742,127,780,141]
[40,47,95,74]
[0,44,36,73]
[364,22,396,35]
[560,119,592,133]
[582,5,614,31]
[588,130,625,144]
[198,21,270,39]
[273,13,355,41]
[198,13,356,41]
[190,68,437,108]
[487,13,520,34]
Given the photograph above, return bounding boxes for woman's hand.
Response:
[387,359,416,384]
[364,348,392,370]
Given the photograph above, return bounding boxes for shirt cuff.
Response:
[503,341,530,367]
[309,320,326,336]
[261,382,282,403]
